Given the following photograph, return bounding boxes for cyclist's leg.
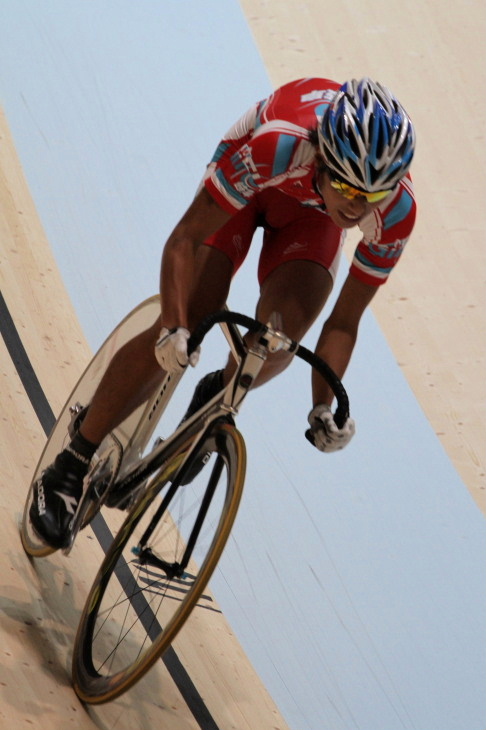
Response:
[28,317,170,549]
[79,318,165,445]
[187,197,259,329]
[178,199,260,420]
[221,188,344,386]
[251,259,334,385]
[187,245,234,329]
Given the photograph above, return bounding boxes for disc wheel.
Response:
[20,296,162,558]
[72,421,246,704]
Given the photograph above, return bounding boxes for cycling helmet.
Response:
[318,78,415,191]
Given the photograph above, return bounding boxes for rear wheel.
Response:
[72,422,246,704]
[20,297,162,558]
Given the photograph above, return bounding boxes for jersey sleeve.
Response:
[204,143,264,214]
[350,176,417,286]
[204,134,278,214]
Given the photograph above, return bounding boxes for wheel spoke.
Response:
[73,423,246,703]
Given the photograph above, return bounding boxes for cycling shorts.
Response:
[204,188,344,286]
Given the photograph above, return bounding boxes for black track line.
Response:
[0,290,220,729]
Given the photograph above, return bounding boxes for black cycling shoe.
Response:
[179,370,225,425]
[29,453,86,550]
[176,369,232,486]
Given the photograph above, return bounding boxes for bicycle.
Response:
[20,295,349,704]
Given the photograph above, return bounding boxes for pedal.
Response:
[62,436,124,552]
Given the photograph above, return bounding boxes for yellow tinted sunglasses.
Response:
[329,176,392,203]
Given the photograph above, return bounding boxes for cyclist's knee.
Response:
[251,348,293,388]
[256,261,333,340]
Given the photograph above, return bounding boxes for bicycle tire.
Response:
[72,421,246,704]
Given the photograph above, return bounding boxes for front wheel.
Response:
[72,422,246,704]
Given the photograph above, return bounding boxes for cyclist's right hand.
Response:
[155,327,200,372]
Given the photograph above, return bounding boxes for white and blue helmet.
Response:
[318,78,416,191]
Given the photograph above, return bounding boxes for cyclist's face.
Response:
[318,169,383,228]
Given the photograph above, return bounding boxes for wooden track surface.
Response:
[241,0,486,512]
[0,108,289,729]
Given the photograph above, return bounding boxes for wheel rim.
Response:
[73,425,245,703]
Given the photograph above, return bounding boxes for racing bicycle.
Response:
[20,296,349,704]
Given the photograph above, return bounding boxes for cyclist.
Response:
[30,77,416,549]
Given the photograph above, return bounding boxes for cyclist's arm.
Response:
[159,187,231,330]
[312,273,378,406]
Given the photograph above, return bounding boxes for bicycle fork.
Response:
[133,452,224,579]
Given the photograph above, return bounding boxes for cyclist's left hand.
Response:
[307,404,355,453]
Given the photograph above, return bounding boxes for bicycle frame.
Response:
[65,307,348,552]
[101,314,284,507]
[120,315,297,578]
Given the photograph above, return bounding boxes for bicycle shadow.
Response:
[2,541,78,668]
[0,543,75,723]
